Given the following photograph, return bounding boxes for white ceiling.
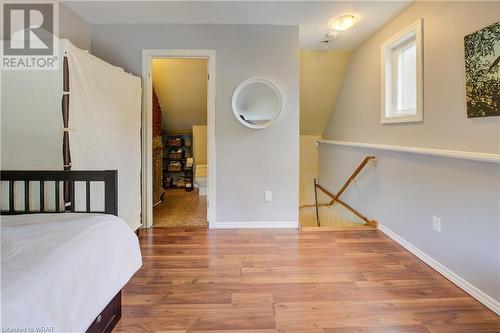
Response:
[63,1,412,50]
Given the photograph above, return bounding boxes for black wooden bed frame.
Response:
[1,170,122,333]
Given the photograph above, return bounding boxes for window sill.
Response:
[381,114,423,124]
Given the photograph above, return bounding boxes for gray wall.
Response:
[320,1,500,305]
[59,3,91,50]
[91,24,299,225]
[319,145,499,302]
[323,1,500,154]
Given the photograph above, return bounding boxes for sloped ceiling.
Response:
[300,49,351,135]
[152,58,208,132]
[63,1,411,50]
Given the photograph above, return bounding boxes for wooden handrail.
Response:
[335,156,375,199]
[305,156,377,228]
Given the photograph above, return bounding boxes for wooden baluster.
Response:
[309,156,378,228]
[313,178,320,227]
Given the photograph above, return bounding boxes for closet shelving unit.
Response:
[162,132,193,191]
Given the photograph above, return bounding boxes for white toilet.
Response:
[194,164,207,196]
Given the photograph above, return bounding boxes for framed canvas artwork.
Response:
[464,21,500,118]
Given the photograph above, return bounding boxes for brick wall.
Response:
[152,88,162,136]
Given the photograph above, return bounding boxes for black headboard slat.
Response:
[0,170,118,216]
[8,180,14,212]
[40,181,45,211]
[24,180,29,213]
[55,180,60,212]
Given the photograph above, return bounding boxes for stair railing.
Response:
[301,156,377,228]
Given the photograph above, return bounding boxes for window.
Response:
[381,19,423,123]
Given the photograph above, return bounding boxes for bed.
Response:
[1,170,142,333]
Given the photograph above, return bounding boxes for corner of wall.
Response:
[59,4,91,50]
[300,49,352,136]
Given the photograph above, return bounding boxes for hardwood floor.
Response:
[113,228,499,332]
[153,189,207,227]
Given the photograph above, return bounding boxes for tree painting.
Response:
[464,21,500,118]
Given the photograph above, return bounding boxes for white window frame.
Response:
[381,19,423,124]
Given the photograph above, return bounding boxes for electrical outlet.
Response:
[432,216,441,233]
[264,191,272,202]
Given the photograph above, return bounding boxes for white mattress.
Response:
[1,213,142,333]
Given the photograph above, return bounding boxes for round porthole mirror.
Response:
[232,78,283,129]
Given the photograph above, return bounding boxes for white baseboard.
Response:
[198,187,207,196]
[210,221,299,229]
[378,224,500,316]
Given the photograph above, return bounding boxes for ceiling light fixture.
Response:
[328,14,359,31]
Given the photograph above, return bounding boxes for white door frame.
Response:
[141,49,216,229]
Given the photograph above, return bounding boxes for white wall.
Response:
[300,50,351,135]
[91,24,299,227]
[320,1,500,312]
[323,1,500,154]
[59,4,91,50]
[193,125,208,166]
[299,135,319,206]
[152,58,207,132]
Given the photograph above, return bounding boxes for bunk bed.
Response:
[1,40,143,332]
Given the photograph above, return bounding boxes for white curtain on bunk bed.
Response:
[66,41,142,230]
[0,65,62,170]
[1,47,63,211]
[0,40,142,230]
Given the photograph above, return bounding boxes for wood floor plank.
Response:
[112,228,499,332]
[323,325,431,333]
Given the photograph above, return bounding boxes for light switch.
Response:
[265,191,272,202]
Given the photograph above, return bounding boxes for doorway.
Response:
[142,50,216,229]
